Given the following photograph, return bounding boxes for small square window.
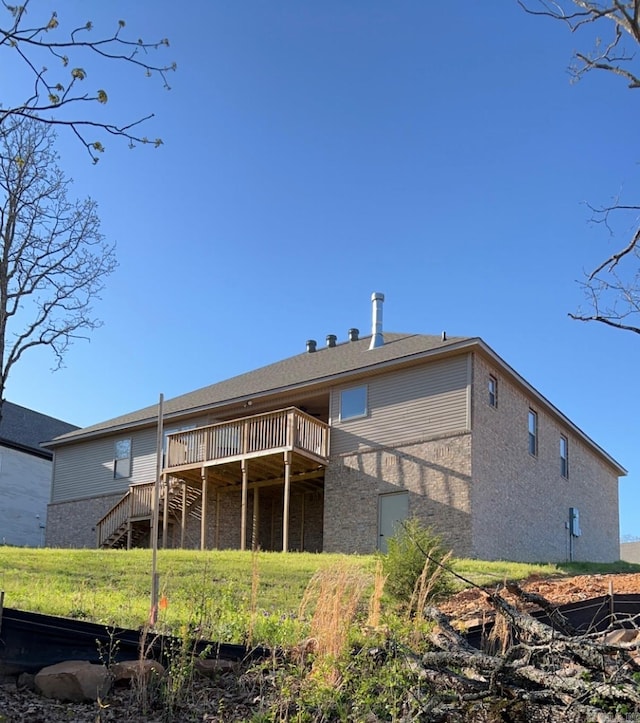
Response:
[114,438,131,479]
[560,435,569,478]
[488,375,498,408]
[340,385,367,421]
[528,410,537,457]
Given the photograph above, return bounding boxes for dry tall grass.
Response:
[298,561,370,682]
[408,547,453,619]
[487,611,512,655]
[247,549,260,645]
[367,557,387,630]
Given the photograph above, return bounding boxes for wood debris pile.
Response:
[416,581,640,722]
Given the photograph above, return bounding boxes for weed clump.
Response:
[381,517,454,610]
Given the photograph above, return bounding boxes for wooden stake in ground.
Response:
[150,393,164,625]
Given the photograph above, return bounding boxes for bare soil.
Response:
[2,572,639,721]
[439,571,640,626]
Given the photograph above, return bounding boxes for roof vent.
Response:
[348,328,359,342]
[306,339,317,353]
[441,331,447,342]
[326,334,337,348]
[368,292,385,350]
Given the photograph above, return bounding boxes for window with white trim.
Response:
[114,438,132,479]
[340,385,367,421]
[488,375,498,408]
[560,435,569,478]
[528,410,538,457]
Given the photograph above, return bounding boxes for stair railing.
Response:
[96,482,155,547]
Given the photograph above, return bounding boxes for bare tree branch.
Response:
[523,1,640,334]
[0,117,116,420]
[0,0,176,162]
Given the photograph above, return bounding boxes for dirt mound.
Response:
[439,572,640,625]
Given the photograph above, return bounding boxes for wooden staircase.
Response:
[96,479,201,549]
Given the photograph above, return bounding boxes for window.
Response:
[488,375,498,408]
[340,385,367,421]
[560,435,569,478]
[528,410,537,456]
[114,438,132,479]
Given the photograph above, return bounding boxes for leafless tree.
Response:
[0,116,116,420]
[522,1,640,334]
[1,0,176,162]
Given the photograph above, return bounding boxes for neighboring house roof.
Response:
[44,331,627,476]
[0,401,78,459]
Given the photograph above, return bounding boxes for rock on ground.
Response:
[34,661,111,702]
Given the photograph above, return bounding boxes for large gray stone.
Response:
[194,658,237,677]
[34,660,111,702]
[111,659,165,684]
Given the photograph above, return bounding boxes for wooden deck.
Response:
[97,408,330,552]
[164,407,329,484]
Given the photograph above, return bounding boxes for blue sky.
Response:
[5,2,639,539]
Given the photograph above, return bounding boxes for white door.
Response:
[378,492,409,553]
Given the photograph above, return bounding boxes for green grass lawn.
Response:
[0,546,637,646]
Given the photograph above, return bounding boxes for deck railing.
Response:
[165,407,329,470]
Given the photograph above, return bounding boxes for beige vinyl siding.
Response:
[52,426,158,503]
[329,354,470,455]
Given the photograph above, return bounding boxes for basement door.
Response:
[377,491,408,553]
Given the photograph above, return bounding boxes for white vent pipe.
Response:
[368,292,384,349]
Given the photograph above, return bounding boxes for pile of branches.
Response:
[411,583,640,722]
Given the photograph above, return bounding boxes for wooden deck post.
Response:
[241,461,248,551]
[300,492,305,552]
[252,487,260,551]
[200,469,208,551]
[283,450,291,552]
[127,489,134,550]
[180,481,187,549]
[215,489,220,549]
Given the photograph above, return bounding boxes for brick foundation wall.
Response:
[46,493,124,548]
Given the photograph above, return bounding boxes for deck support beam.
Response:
[200,469,208,551]
[241,461,248,551]
[283,450,291,552]
[215,489,220,549]
[180,481,187,549]
[300,492,305,551]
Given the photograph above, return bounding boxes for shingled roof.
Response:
[0,401,78,458]
[48,332,473,445]
[44,331,627,475]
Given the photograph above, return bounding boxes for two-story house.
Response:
[0,401,77,547]
[44,294,625,562]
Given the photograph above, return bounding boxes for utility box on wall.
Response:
[570,507,581,538]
